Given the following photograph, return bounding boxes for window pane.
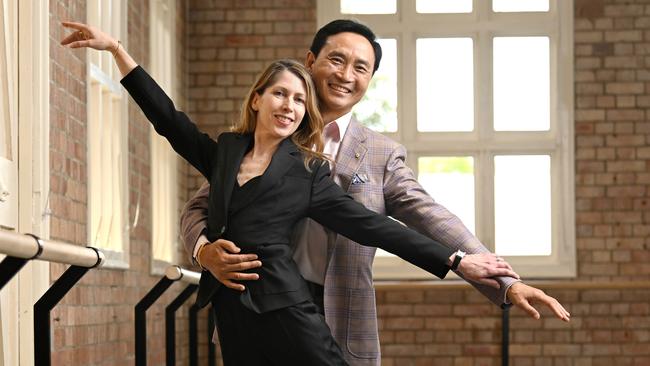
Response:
[493,0,549,12]
[494,155,551,256]
[417,38,474,132]
[418,157,475,233]
[493,36,550,131]
[416,0,472,13]
[354,38,397,132]
[341,0,396,14]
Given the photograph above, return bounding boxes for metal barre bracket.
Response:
[24,233,44,259]
[135,265,202,366]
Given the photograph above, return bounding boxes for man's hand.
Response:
[198,239,262,291]
[507,282,571,322]
[456,253,520,289]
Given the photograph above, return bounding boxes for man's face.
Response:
[305,32,375,119]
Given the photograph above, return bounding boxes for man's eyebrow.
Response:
[355,58,371,68]
[327,50,347,58]
[327,50,371,68]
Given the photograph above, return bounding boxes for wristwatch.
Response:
[450,250,466,271]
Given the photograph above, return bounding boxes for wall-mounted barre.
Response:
[0,230,104,366]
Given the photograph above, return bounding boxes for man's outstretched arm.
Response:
[383,144,569,321]
[180,181,261,291]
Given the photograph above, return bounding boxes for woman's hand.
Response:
[456,253,520,289]
[60,21,137,77]
[60,21,118,52]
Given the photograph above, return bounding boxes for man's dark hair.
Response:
[309,19,382,74]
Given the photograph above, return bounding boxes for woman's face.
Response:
[252,70,307,142]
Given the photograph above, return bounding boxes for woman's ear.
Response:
[251,93,260,111]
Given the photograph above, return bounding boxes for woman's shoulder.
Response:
[216,131,236,141]
[217,131,251,144]
[307,158,331,177]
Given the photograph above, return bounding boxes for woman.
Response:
[61,22,519,365]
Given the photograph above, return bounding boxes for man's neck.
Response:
[321,108,352,125]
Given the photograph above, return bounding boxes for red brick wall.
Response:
[574,0,650,281]
[49,1,196,365]
[185,0,316,194]
[46,0,650,364]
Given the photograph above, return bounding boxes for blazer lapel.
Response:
[324,117,369,271]
[220,133,252,219]
[229,137,300,214]
[334,118,368,191]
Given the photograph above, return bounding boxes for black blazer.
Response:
[122,66,455,312]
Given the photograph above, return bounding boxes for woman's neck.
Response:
[251,132,283,159]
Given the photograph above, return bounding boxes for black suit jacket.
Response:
[122,66,455,312]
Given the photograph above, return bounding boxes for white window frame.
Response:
[0,0,18,232]
[1,1,51,363]
[149,0,179,275]
[86,0,130,268]
[318,0,575,279]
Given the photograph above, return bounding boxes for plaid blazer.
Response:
[180,117,518,365]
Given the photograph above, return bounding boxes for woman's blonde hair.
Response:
[232,59,327,169]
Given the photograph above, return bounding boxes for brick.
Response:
[423,344,462,356]
[378,304,413,316]
[604,56,643,68]
[424,318,463,330]
[386,291,424,304]
[577,82,604,94]
[606,161,646,172]
[616,95,636,108]
[542,344,582,356]
[596,95,616,108]
[576,109,606,121]
[605,82,644,94]
[576,57,602,69]
[575,31,603,43]
[605,134,645,146]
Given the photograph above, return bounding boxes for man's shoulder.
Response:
[350,120,402,151]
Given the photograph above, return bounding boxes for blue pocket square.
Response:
[351,173,368,185]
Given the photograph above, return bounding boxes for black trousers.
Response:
[212,287,348,366]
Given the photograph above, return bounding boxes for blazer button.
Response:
[219,226,226,235]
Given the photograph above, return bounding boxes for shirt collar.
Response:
[324,111,353,142]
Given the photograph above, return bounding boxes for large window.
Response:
[318,0,575,278]
[150,0,179,274]
[87,0,129,268]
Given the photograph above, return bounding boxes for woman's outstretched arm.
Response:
[60,21,218,179]
[61,21,137,77]
[308,162,520,285]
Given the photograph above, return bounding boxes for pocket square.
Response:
[351,173,368,185]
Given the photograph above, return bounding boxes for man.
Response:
[182,19,569,365]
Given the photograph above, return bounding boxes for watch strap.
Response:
[450,251,464,271]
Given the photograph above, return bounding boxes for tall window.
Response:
[150,0,179,273]
[0,1,18,364]
[87,0,129,268]
[318,0,575,278]
[0,0,17,231]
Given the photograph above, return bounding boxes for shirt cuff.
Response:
[192,235,211,265]
[502,279,523,305]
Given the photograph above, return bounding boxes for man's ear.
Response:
[304,51,316,73]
